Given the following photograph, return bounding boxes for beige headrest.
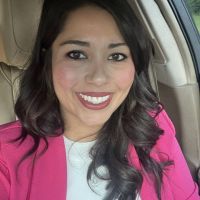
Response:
[0,0,43,68]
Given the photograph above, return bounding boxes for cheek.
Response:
[114,65,135,89]
[52,65,79,90]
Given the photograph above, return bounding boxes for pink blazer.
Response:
[0,110,199,200]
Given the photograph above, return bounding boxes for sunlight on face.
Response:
[52,5,135,141]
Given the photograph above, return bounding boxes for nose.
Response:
[85,61,109,86]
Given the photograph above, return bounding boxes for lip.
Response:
[76,92,113,110]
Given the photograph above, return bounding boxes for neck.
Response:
[63,125,101,142]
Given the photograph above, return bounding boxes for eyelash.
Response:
[66,50,87,60]
[108,53,127,61]
[66,50,127,61]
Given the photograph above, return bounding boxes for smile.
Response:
[76,92,112,110]
[79,93,110,104]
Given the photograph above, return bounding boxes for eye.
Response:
[108,53,127,61]
[66,50,87,60]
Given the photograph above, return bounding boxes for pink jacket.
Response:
[0,110,199,200]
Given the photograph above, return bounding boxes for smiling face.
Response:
[52,5,135,141]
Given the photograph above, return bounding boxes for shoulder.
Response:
[129,109,178,162]
[0,120,23,142]
[128,109,177,166]
[154,109,176,147]
[155,108,175,136]
[0,121,24,187]
[0,121,64,160]
[0,121,34,166]
[154,110,200,198]
[150,109,179,161]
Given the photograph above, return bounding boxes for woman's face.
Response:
[52,5,135,140]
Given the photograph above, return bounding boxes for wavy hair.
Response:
[15,0,173,199]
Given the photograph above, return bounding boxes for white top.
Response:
[63,136,141,200]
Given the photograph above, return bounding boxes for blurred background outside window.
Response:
[186,0,200,32]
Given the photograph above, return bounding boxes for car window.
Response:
[185,0,200,33]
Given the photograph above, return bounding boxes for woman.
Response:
[0,0,199,199]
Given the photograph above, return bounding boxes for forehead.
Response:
[56,5,124,42]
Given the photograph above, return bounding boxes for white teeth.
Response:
[79,93,110,104]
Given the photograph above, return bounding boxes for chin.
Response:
[83,117,109,128]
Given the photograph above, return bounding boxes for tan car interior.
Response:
[0,0,200,187]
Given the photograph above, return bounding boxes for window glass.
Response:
[186,0,200,32]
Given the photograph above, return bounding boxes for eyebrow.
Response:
[59,40,127,48]
[60,40,90,47]
[108,43,127,48]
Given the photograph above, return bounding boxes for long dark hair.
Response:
[15,0,172,199]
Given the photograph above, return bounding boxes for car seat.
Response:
[0,0,42,124]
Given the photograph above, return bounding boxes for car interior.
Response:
[0,0,200,188]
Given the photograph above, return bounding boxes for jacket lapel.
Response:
[30,135,67,200]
